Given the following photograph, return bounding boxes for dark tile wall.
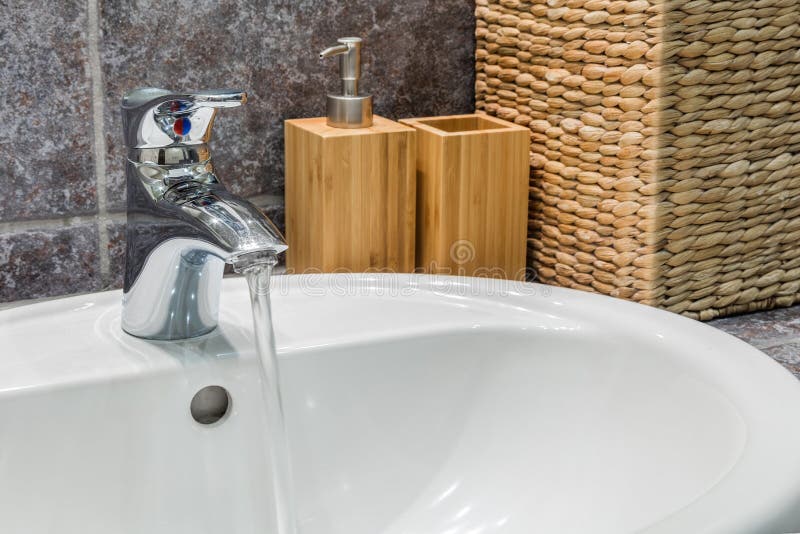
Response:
[709,308,800,380]
[0,225,101,302]
[0,1,96,222]
[0,0,476,303]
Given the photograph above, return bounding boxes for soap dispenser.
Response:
[284,37,417,274]
[319,37,372,128]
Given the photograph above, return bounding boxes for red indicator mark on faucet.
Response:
[173,117,191,136]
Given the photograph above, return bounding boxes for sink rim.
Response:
[1,273,800,533]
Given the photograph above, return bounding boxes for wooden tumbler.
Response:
[400,114,529,280]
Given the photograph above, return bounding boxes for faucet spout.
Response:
[161,182,288,262]
[231,250,280,275]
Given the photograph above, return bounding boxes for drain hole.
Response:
[190,386,231,425]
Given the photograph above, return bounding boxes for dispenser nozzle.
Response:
[319,44,349,59]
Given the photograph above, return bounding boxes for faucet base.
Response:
[122,239,225,340]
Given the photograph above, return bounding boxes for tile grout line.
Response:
[0,213,125,235]
[86,0,111,287]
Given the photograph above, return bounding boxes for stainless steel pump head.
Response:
[319,37,373,128]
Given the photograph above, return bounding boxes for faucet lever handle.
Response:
[188,90,247,108]
[122,88,247,149]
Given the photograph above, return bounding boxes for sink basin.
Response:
[1,274,800,534]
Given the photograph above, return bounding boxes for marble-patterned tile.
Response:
[0,225,101,303]
[0,1,96,222]
[708,306,800,348]
[761,343,800,368]
[98,0,475,211]
[105,220,127,291]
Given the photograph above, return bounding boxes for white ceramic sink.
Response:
[1,274,800,534]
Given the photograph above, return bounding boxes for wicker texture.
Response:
[476,0,800,320]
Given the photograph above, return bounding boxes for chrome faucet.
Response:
[121,88,287,340]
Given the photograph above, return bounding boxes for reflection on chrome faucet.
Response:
[121,88,287,340]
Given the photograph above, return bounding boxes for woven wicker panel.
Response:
[476,0,800,320]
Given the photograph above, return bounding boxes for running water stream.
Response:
[235,252,297,534]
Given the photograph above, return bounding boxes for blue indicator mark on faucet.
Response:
[173,117,191,136]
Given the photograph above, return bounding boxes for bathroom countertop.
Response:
[709,307,800,380]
